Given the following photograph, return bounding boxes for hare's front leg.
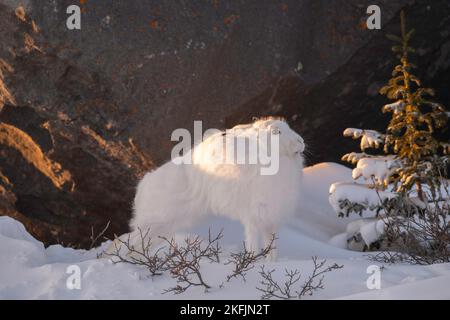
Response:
[244,223,260,254]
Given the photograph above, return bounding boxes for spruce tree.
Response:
[331,11,448,219]
[379,11,448,200]
[329,12,449,254]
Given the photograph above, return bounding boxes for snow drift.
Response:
[1,163,449,300]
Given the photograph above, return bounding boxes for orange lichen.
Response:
[224,14,239,26]
[31,20,40,33]
[14,6,27,22]
[150,19,159,30]
[212,0,220,8]
[23,33,43,54]
[358,19,368,30]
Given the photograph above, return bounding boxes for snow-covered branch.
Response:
[329,182,396,217]
[341,152,371,165]
[343,128,385,150]
[382,100,405,114]
[352,156,401,186]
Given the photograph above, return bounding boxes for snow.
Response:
[339,274,450,300]
[1,162,449,300]
[351,156,400,185]
[383,100,405,114]
[343,128,384,151]
[329,182,396,217]
[344,218,386,246]
[342,152,370,164]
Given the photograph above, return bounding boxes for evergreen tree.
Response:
[331,11,448,215]
[379,11,448,200]
[329,11,449,253]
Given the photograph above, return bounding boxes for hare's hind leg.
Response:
[244,223,261,254]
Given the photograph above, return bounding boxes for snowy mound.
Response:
[1,163,449,299]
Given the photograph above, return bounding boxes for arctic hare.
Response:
[122,117,305,261]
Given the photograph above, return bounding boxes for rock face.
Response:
[0,0,449,247]
[0,4,153,247]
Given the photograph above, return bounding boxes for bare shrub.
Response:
[161,230,223,294]
[89,220,110,250]
[367,172,450,265]
[102,228,170,276]
[224,234,276,283]
[102,230,344,297]
[103,228,223,291]
[369,198,450,265]
[256,257,343,300]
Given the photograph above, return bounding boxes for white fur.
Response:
[127,118,304,261]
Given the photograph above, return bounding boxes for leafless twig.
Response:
[102,227,170,276]
[368,177,450,265]
[89,220,110,250]
[161,229,223,294]
[256,257,343,300]
[225,234,276,283]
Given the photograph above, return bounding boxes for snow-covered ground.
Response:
[0,163,449,299]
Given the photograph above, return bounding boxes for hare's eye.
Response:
[272,128,280,135]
